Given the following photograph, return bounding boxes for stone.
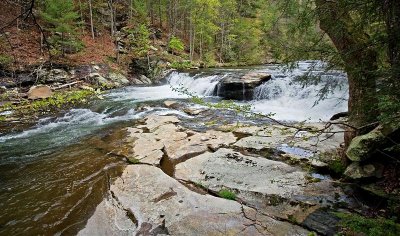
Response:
[217,72,271,100]
[164,130,237,163]
[79,165,309,236]
[344,162,384,179]
[144,115,180,132]
[132,78,144,85]
[88,73,112,87]
[126,117,187,165]
[183,107,205,116]
[234,136,284,151]
[27,85,53,100]
[108,72,130,85]
[163,100,179,108]
[346,123,400,162]
[139,75,152,84]
[175,148,355,230]
[38,68,70,83]
[346,127,385,162]
[80,85,95,91]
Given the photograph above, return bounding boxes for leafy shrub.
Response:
[169,36,185,54]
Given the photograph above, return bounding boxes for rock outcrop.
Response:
[175,148,354,235]
[80,114,360,236]
[217,72,271,100]
[79,165,310,236]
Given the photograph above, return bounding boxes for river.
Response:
[0,61,348,235]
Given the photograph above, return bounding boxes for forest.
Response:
[0,0,400,235]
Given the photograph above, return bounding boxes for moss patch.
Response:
[335,212,400,236]
[218,189,236,200]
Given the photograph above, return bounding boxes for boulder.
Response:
[79,165,309,236]
[88,73,113,87]
[217,72,271,100]
[108,72,130,85]
[183,107,206,116]
[163,100,179,108]
[27,85,53,100]
[139,75,152,84]
[344,162,384,179]
[38,68,70,83]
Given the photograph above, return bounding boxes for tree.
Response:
[40,0,82,57]
[262,0,400,152]
[168,36,184,55]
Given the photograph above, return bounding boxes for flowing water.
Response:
[0,61,348,235]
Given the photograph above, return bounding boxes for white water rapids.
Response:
[0,61,349,235]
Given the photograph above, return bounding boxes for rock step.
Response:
[79,165,309,236]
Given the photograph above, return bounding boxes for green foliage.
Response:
[170,60,192,70]
[29,90,94,111]
[218,189,236,200]
[335,212,400,236]
[125,24,151,57]
[378,95,400,124]
[1,90,95,114]
[169,36,185,54]
[128,157,140,164]
[329,159,346,175]
[40,0,83,56]
[0,54,12,67]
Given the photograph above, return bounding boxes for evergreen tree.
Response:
[41,0,83,57]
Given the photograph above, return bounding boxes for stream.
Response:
[0,61,348,235]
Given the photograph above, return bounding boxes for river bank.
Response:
[1,63,399,235]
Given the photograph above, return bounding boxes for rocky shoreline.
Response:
[78,111,362,235]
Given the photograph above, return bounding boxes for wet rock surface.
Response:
[80,165,310,236]
[217,72,271,100]
[174,148,354,230]
[81,115,358,235]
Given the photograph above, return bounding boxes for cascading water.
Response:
[0,61,348,235]
[251,61,348,121]
[166,71,226,96]
[162,61,348,121]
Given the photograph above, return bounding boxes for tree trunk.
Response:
[108,0,115,36]
[89,0,95,39]
[383,0,400,97]
[316,0,379,134]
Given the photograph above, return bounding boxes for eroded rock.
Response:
[217,72,271,100]
[175,148,354,233]
[79,165,309,236]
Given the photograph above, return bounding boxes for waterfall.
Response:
[166,71,225,96]
[251,62,349,121]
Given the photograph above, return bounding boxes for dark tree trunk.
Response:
[383,0,400,98]
[316,0,379,135]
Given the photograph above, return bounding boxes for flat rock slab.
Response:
[126,115,237,165]
[175,148,354,234]
[79,165,309,236]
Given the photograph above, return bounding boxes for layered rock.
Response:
[126,115,237,166]
[79,165,310,236]
[175,148,354,235]
[217,72,271,100]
